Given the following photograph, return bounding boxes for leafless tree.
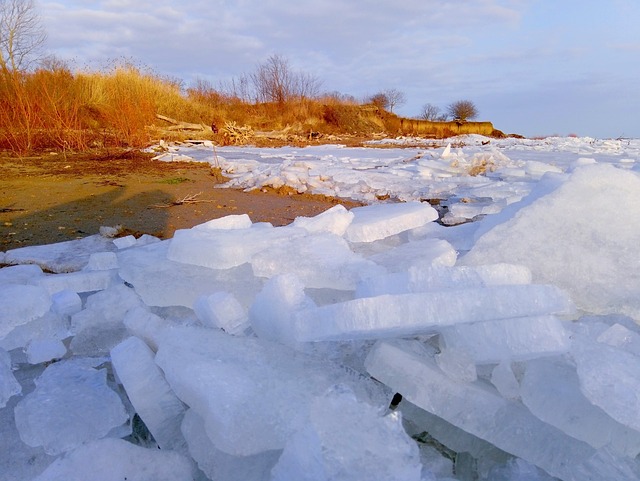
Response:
[419,103,442,121]
[322,90,358,104]
[447,100,479,121]
[219,73,252,102]
[250,54,321,104]
[368,92,389,110]
[0,0,46,73]
[383,88,406,113]
[368,88,406,112]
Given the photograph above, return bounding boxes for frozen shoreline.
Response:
[1,135,640,481]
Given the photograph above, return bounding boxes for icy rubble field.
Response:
[0,135,639,481]
[154,134,640,226]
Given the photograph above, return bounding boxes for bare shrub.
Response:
[250,54,321,104]
[419,103,442,121]
[447,100,478,121]
[383,88,406,113]
[368,92,389,110]
[367,89,406,113]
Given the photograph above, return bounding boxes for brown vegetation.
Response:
[0,63,500,156]
[0,1,505,156]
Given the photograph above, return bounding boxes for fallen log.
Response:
[156,114,210,132]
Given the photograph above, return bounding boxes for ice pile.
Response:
[154,134,640,225]
[1,139,640,480]
[462,163,640,318]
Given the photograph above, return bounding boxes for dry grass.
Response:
[0,64,499,156]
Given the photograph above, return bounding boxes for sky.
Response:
[37,0,640,139]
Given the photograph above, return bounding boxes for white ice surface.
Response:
[0,284,51,340]
[0,348,21,408]
[462,164,640,318]
[111,337,187,452]
[14,358,128,455]
[365,339,640,481]
[32,438,194,481]
[0,135,638,480]
[271,385,422,481]
[154,325,389,457]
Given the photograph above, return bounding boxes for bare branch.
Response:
[151,193,217,208]
[0,0,47,72]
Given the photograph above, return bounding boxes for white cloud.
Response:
[35,0,640,137]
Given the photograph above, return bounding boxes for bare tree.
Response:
[0,0,46,72]
[368,92,389,110]
[295,70,322,100]
[447,100,479,121]
[250,54,321,104]
[384,88,406,113]
[419,103,442,121]
[368,89,406,112]
[220,73,252,102]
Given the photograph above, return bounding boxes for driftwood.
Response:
[156,114,211,132]
[222,121,253,145]
[151,192,215,208]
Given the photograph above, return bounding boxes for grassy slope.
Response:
[0,66,502,155]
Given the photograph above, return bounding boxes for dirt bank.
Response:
[0,150,361,252]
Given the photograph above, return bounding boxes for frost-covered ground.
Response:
[1,135,640,481]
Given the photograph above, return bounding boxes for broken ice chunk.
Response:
[192,213,253,231]
[596,323,640,354]
[25,339,67,364]
[3,234,115,273]
[521,358,640,457]
[37,269,118,294]
[14,358,128,455]
[111,337,187,452]
[154,326,388,456]
[0,347,21,408]
[122,307,170,351]
[344,202,438,242]
[167,224,307,269]
[291,284,573,342]
[70,284,142,334]
[0,264,44,286]
[84,251,118,271]
[194,291,248,335]
[50,289,82,318]
[408,263,532,292]
[367,238,457,273]
[271,385,422,481]
[365,339,640,481]
[181,409,280,481]
[490,361,520,401]
[439,315,571,363]
[249,274,316,346]
[0,284,51,340]
[251,233,385,289]
[573,339,640,433]
[292,204,354,236]
[32,438,194,481]
[435,347,477,383]
[462,164,640,318]
[113,235,137,249]
[118,240,262,308]
[68,284,143,355]
[399,399,511,465]
[0,311,69,352]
